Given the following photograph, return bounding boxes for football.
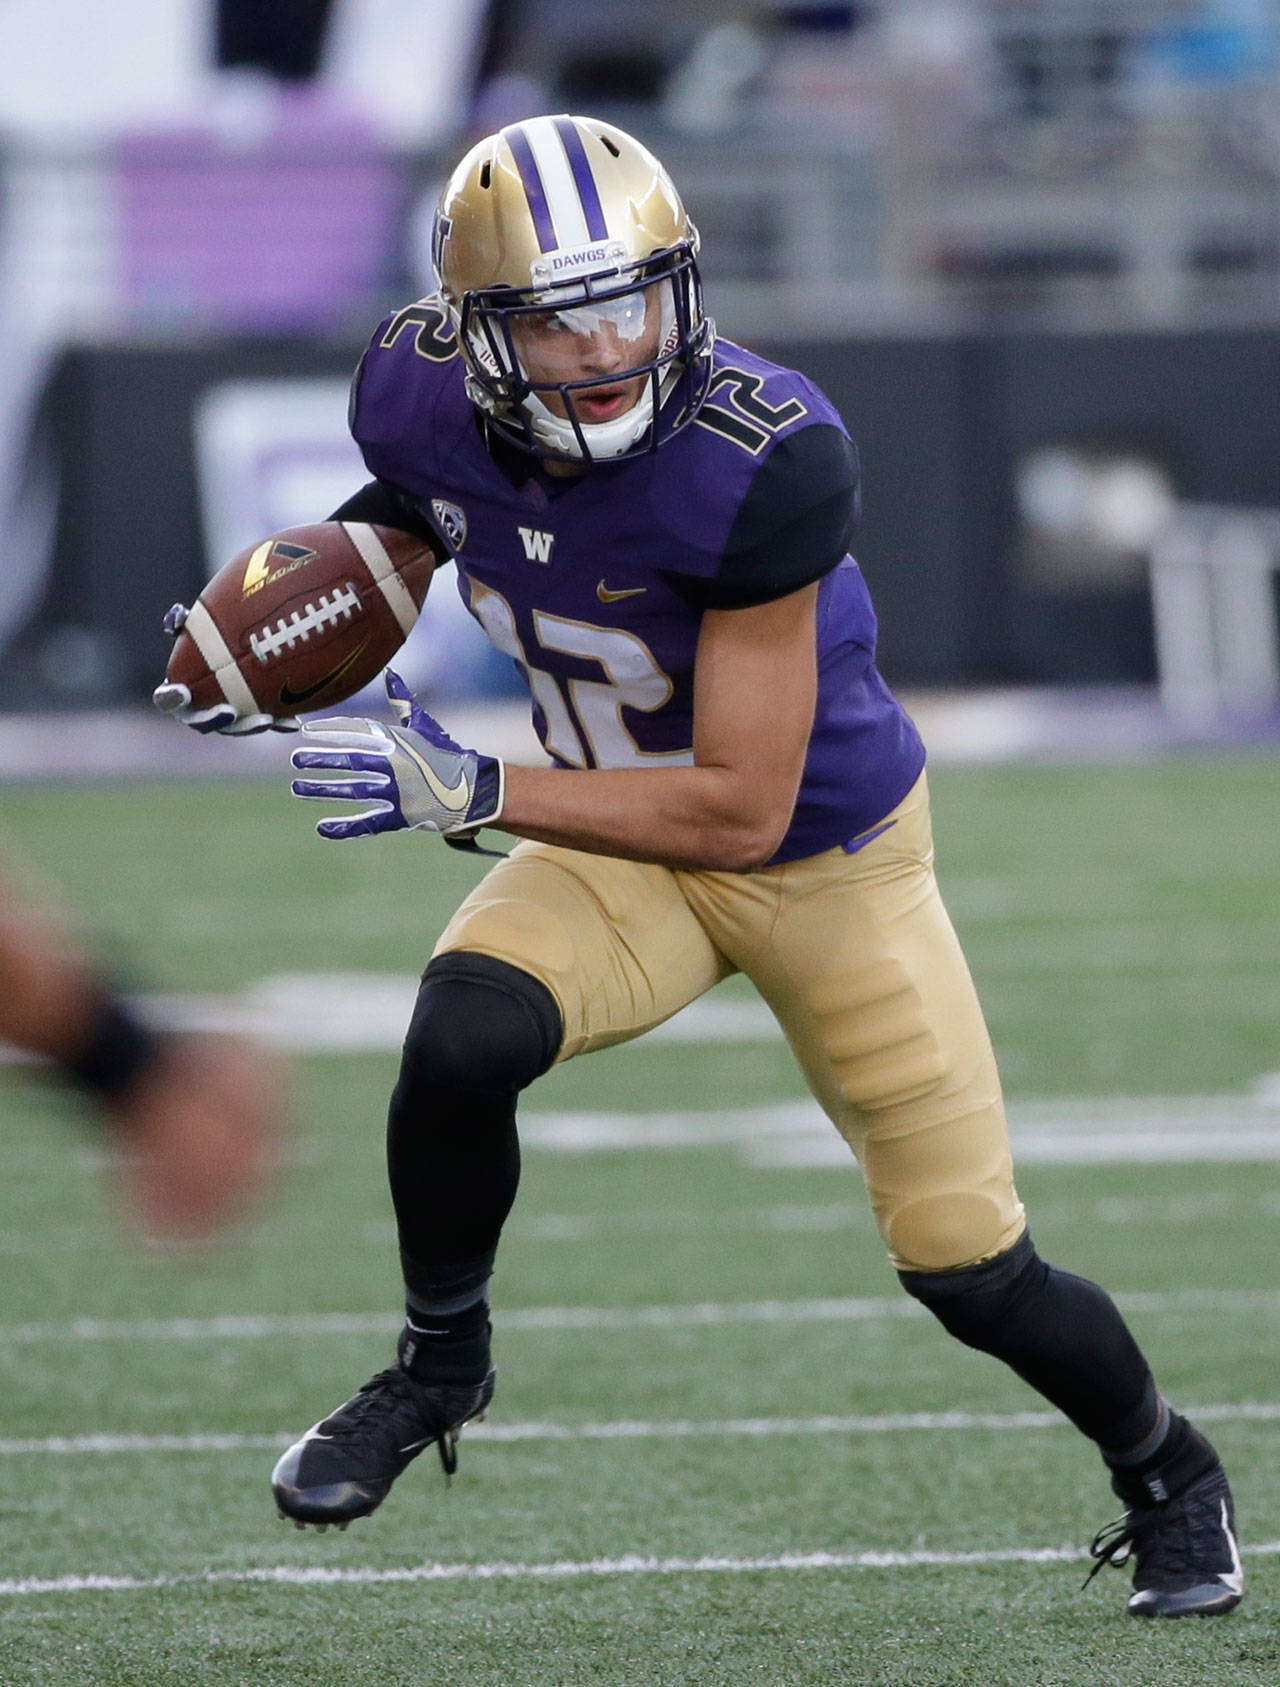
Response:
[163,522,436,719]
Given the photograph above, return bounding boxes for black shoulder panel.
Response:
[669,424,860,610]
[327,479,442,550]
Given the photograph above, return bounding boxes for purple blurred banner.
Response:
[115,97,401,332]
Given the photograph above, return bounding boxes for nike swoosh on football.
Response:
[596,581,646,603]
[278,641,370,707]
[397,732,471,813]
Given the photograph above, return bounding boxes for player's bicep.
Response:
[692,583,818,818]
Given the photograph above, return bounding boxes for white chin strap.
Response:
[522,384,656,461]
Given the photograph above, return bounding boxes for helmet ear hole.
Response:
[479,161,491,190]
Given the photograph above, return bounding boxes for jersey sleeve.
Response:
[663,424,860,610]
[328,478,446,553]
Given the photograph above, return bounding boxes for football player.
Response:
[0,855,282,1237]
[163,116,1242,1615]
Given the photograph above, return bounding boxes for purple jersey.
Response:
[349,296,925,864]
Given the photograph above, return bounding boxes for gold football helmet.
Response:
[433,115,713,464]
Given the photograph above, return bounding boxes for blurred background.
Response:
[2,0,1280,758]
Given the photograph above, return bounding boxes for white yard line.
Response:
[3,1287,1280,1346]
[3,1400,1279,1458]
[4,1539,1280,1599]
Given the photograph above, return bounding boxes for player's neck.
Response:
[539,456,585,479]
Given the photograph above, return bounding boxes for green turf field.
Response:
[2,756,1280,1686]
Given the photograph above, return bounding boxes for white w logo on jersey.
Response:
[518,526,555,563]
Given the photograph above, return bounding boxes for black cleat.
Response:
[271,1327,494,1528]
[1086,1460,1244,1617]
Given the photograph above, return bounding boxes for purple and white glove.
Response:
[289,669,505,841]
[153,604,300,736]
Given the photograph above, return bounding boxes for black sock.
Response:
[398,1300,492,1383]
[1105,1410,1219,1508]
[899,1233,1162,1448]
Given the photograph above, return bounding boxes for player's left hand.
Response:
[289,669,505,840]
[154,604,301,736]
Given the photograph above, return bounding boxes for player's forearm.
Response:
[496,761,791,872]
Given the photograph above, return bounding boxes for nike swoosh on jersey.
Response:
[396,730,471,814]
[279,640,370,707]
[596,581,646,603]
[842,818,898,855]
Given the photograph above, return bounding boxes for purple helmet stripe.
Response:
[503,125,558,253]
[552,117,608,243]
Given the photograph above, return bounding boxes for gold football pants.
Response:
[433,772,1026,1272]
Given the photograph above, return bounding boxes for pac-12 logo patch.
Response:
[431,499,467,552]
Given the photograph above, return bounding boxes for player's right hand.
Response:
[288,669,504,840]
[152,604,300,735]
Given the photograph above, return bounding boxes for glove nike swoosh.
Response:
[395,730,471,813]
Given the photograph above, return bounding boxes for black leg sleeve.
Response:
[899,1232,1160,1455]
[387,952,562,1311]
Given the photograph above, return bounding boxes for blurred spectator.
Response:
[319,0,489,148]
[662,21,769,134]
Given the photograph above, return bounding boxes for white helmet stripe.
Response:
[520,116,591,252]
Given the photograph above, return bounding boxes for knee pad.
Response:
[898,1230,1045,1350]
[402,951,562,1095]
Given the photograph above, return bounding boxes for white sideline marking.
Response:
[10,1090,1280,1170]
[4,1400,1279,1458]
[4,1288,1280,1346]
[5,1540,1280,1599]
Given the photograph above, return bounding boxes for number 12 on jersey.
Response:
[468,581,692,771]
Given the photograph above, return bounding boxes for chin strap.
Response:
[524,384,655,462]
